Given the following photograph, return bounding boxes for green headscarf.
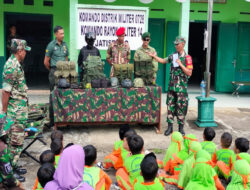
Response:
[227,159,250,190]
[184,134,197,152]
[177,141,202,189]
[185,150,216,190]
[163,131,184,165]
[238,153,250,165]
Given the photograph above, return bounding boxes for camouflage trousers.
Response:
[166,91,188,125]
[49,68,56,126]
[7,100,28,167]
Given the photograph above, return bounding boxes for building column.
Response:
[69,0,78,71]
[179,0,190,53]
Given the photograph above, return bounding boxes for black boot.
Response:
[14,167,27,175]
[164,123,173,136]
[13,173,25,182]
[178,124,185,136]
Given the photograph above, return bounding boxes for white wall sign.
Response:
[77,5,148,50]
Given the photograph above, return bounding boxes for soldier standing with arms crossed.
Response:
[106,27,131,77]
[148,36,193,136]
[44,26,69,128]
[134,32,158,83]
[2,39,31,181]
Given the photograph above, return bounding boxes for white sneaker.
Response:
[111,182,120,190]
[96,162,110,171]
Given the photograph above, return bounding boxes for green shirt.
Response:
[133,176,164,190]
[124,154,144,185]
[201,141,217,156]
[83,166,101,188]
[45,39,69,67]
[214,148,235,166]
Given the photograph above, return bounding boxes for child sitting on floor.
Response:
[50,130,63,142]
[164,133,197,175]
[218,137,250,180]
[226,159,250,190]
[100,125,130,170]
[201,127,217,156]
[133,153,165,190]
[212,132,235,177]
[50,138,63,168]
[116,134,144,190]
[186,150,224,190]
[83,145,112,190]
[37,163,55,189]
[33,150,55,190]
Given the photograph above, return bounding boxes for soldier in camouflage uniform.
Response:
[148,36,193,136]
[106,27,131,77]
[0,113,24,189]
[134,32,158,83]
[2,39,31,173]
[44,26,69,128]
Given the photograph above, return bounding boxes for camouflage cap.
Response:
[0,113,14,137]
[11,39,31,51]
[142,32,150,39]
[174,36,186,45]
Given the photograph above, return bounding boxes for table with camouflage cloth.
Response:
[52,87,161,132]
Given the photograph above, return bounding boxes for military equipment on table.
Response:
[113,64,134,83]
[91,79,101,88]
[82,56,106,87]
[100,78,111,88]
[58,78,70,88]
[111,77,119,88]
[91,78,111,88]
[134,60,154,85]
[121,79,133,88]
[134,78,145,88]
[54,61,78,88]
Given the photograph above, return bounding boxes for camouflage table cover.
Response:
[52,87,161,124]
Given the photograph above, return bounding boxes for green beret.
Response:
[142,32,150,39]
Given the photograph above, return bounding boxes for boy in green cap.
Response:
[227,159,250,190]
[0,113,24,189]
[116,134,144,190]
[201,127,217,156]
[133,153,165,190]
[186,150,224,190]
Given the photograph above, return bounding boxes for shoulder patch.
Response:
[4,162,12,174]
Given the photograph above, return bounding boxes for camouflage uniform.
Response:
[106,40,131,77]
[165,52,193,125]
[134,45,158,81]
[0,113,20,188]
[2,40,30,167]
